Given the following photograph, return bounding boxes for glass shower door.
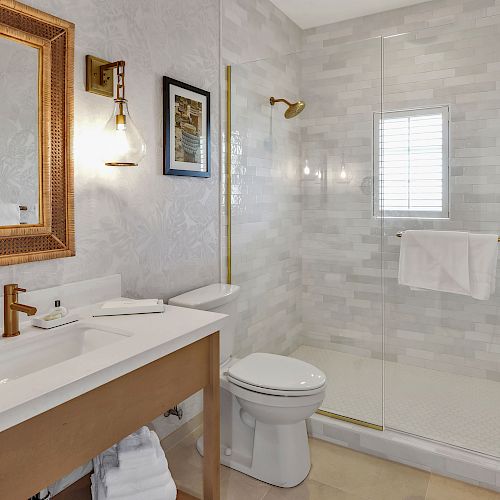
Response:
[229,36,385,429]
[382,28,500,457]
[297,36,384,428]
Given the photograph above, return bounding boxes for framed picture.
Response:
[163,76,210,177]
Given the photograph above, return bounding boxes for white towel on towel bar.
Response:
[398,230,498,300]
[469,233,498,300]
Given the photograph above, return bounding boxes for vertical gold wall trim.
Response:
[226,65,232,284]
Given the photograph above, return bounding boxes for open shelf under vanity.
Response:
[53,473,198,500]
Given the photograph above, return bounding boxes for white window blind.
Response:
[374,106,449,218]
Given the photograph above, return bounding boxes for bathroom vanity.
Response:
[0,277,225,500]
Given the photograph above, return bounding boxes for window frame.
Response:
[373,106,450,219]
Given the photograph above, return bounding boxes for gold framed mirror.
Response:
[0,0,74,265]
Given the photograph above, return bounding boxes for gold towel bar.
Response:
[396,231,500,242]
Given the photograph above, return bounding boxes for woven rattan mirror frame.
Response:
[0,0,74,265]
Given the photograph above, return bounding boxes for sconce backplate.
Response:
[86,55,114,97]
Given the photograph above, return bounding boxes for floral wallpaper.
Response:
[0,0,221,301]
[0,37,39,225]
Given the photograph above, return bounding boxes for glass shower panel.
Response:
[230,37,384,427]
[297,37,384,427]
[383,28,500,457]
[230,54,303,358]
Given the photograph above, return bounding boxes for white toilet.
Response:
[168,284,326,488]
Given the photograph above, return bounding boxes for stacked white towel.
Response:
[91,427,176,500]
[398,230,498,300]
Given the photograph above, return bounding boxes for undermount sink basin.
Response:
[0,322,131,383]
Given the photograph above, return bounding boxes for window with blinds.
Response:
[374,106,449,218]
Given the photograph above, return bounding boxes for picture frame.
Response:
[163,76,210,178]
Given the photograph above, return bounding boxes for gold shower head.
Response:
[270,97,305,119]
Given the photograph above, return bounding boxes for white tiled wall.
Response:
[222,0,303,357]
[299,37,384,362]
[224,0,500,453]
[300,0,500,382]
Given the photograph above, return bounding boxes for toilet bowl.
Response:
[168,284,326,487]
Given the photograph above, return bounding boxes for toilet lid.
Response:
[227,353,326,393]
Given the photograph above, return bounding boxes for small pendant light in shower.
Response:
[85,55,146,166]
[336,151,351,184]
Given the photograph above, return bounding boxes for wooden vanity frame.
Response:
[0,333,220,500]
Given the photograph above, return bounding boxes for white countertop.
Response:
[0,301,227,433]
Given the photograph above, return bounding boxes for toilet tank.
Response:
[168,284,240,366]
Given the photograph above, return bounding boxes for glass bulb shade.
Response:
[102,99,146,166]
[340,165,347,179]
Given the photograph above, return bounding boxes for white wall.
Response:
[0,0,221,303]
[0,0,221,441]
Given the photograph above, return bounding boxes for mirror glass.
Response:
[0,35,40,226]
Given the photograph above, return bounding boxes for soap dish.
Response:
[93,299,165,317]
[31,315,79,329]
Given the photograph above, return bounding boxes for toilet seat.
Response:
[227,353,326,397]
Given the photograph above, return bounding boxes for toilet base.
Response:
[196,421,311,488]
[197,400,312,488]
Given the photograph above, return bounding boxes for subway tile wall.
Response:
[230,56,303,356]
[300,0,500,381]
[222,0,303,356]
[299,37,384,363]
[224,0,500,381]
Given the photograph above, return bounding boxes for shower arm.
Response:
[270,97,293,106]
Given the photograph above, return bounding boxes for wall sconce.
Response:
[85,55,146,166]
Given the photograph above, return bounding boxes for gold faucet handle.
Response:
[15,287,26,293]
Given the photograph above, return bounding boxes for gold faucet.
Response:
[3,284,37,338]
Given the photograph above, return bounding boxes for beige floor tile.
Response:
[164,428,500,500]
[263,479,367,500]
[425,474,500,500]
[308,438,430,500]
[163,427,271,500]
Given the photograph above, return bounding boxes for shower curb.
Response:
[308,414,500,492]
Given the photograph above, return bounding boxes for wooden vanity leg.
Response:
[203,332,220,500]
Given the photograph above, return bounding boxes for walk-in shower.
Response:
[225,19,500,488]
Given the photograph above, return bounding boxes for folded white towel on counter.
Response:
[398,230,498,300]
